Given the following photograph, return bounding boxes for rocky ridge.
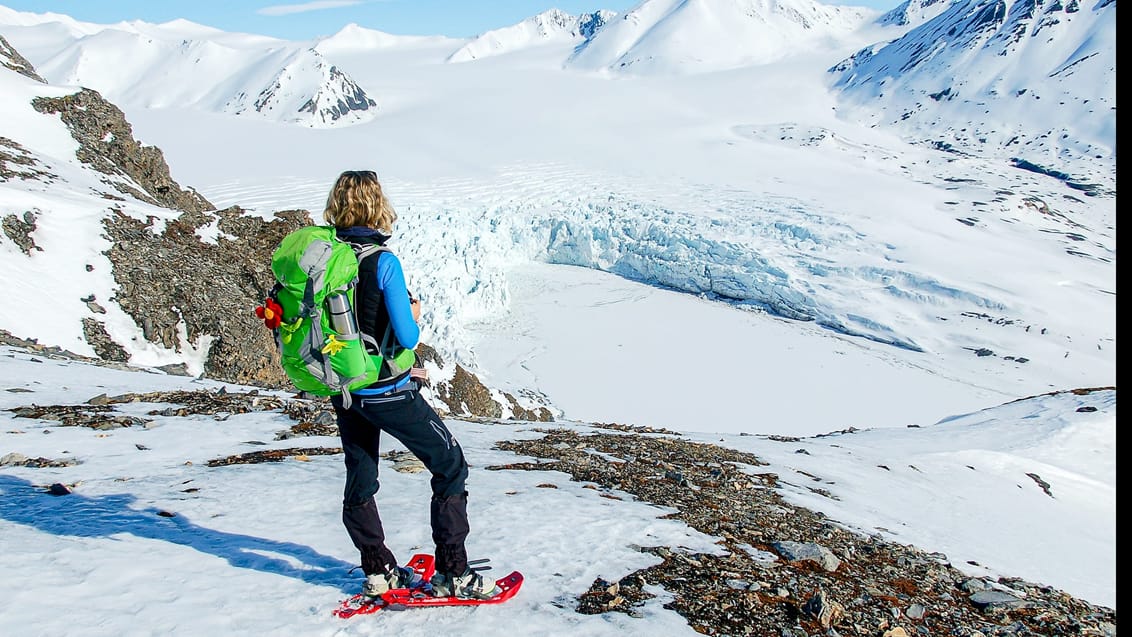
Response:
[30,88,214,213]
[0,34,44,83]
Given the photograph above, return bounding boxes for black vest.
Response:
[349,235,412,384]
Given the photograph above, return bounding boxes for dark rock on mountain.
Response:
[81,317,130,362]
[31,88,213,213]
[103,205,304,389]
[577,11,614,40]
[437,363,503,419]
[233,48,378,127]
[1,210,40,253]
[0,136,51,181]
[0,34,44,82]
[98,201,548,419]
[296,64,376,122]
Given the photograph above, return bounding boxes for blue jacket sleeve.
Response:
[376,252,420,350]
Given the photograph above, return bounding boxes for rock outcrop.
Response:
[0,34,45,83]
[102,206,305,389]
[31,88,214,212]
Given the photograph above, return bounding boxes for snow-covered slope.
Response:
[876,0,954,27]
[0,7,378,128]
[829,0,1116,187]
[0,349,1116,628]
[447,9,615,63]
[568,0,877,74]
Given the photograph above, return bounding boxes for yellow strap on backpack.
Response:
[279,318,303,345]
[321,333,348,356]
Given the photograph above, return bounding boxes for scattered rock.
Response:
[386,450,426,474]
[31,88,213,213]
[801,588,844,628]
[969,589,1030,610]
[206,446,341,467]
[0,452,78,468]
[771,540,842,572]
[0,365,1116,635]
[157,363,191,377]
[0,35,46,82]
[0,451,27,465]
[1026,472,1053,497]
[436,364,502,419]
[1,210,42,253]
[492,428,1116,635]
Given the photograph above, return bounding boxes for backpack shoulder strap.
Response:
[354,243,389,265]
[346,242,392,354]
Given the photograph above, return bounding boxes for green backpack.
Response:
[269,225,385,406]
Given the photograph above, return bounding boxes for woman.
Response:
[323,169,496,600]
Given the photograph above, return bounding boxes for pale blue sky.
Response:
[2,0,895,40]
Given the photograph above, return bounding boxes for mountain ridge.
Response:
[566,0,878,73]
[829,0,1115,185]
[447,8,616,63]
[1,9,379,128]
[0,0,1115,185]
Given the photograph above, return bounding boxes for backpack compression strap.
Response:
[296,239,372,409]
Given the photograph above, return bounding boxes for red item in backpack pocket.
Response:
[255,298,284,330]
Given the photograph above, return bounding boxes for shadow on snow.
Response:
[0,474,357,594]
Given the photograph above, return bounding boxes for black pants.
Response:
[332,386,471,577]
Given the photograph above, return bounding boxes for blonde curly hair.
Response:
[323,170,397,232]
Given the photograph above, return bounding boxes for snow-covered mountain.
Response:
[567,0,877,74]
[875,0,954,27]
[0,7,378,128]
[447,9,615,63]
[223,47,377,127]
[829,0,1116,186]
[314,22,455,57]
